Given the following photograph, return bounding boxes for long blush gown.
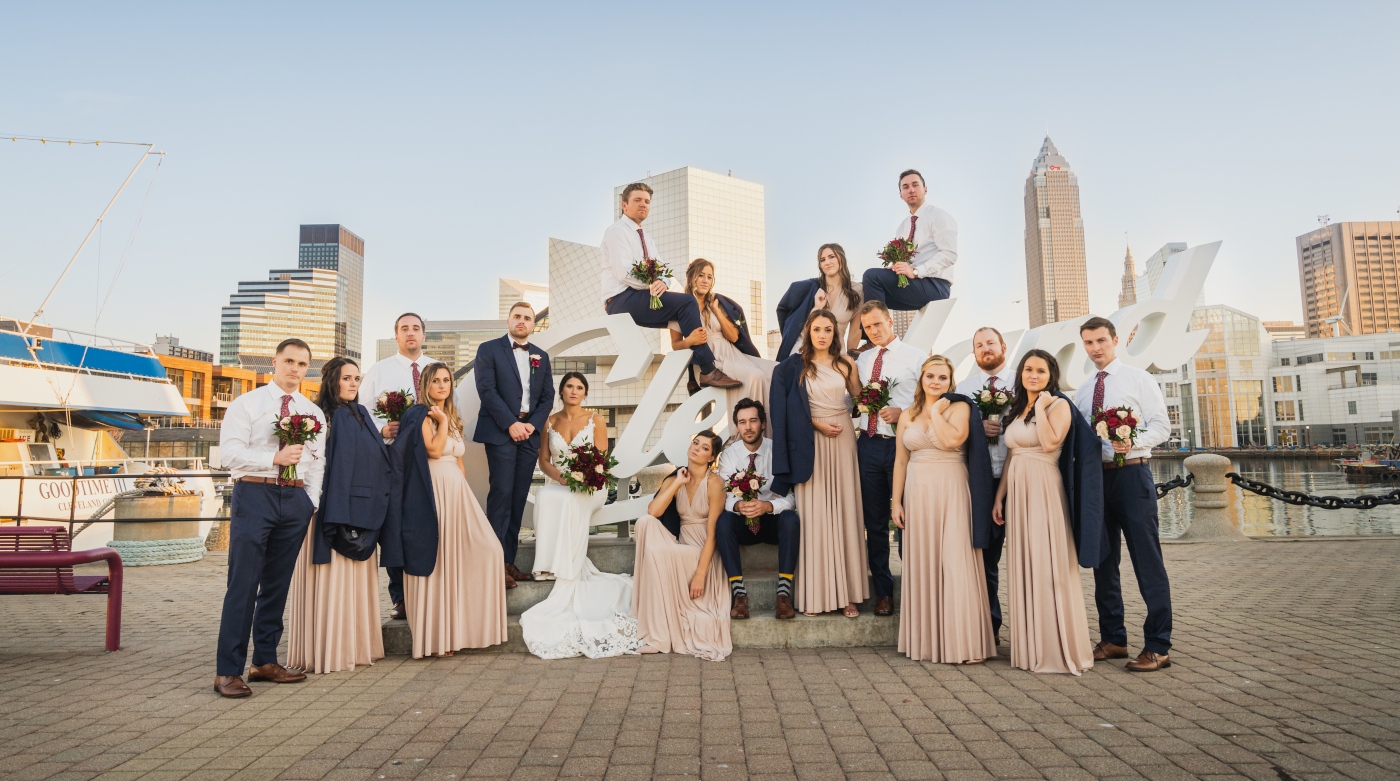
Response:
[404,430,508,658]
[287,523,384,674]
[896,419,997,663]
[794,363,869,614]
[1003,400,1094,675]
[703,310,777,432]
[631,476,731,661]
[520,425,640,659]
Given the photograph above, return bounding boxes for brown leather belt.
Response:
[860,431,894,440]
[1102,457,1147,470]
[238,476,305,488]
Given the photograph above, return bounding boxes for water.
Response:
[1151,457,1400,538]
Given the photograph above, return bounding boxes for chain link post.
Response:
[1177,454,1249,542]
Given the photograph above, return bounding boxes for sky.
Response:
[3,2,1398,359]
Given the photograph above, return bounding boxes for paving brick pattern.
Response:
[1,539,1398,780]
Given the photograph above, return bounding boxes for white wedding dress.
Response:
[520,425,640,659]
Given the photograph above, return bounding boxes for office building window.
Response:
[1348,401,1358,415]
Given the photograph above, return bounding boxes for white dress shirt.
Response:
[893,202,958,283]
[359,352,428,436]
[510,337,531,414]
[718,438,795,515]
[219,382,326,506]
[855,337,926,437]
[956,362,1017,478]
[1073,358,1172,462]
[599,216,671,303]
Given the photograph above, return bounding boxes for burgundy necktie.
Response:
[988,375,998,393]
[1092,371,1108,414]
[411,362,421,393]
[637,229,652,261]
[907,215,917,242]
[747,452,758,472]
[278,394,293,483]
[866,348,887,436]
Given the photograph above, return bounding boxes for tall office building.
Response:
[613,167,768,337]
[1023,137,1089,328]
[298,224,364,360]
[1118,245,1138,309]
[219,268,340,374]
[1296,221,1400,339]
[498,279,550,317]
[1135,242,1187,299]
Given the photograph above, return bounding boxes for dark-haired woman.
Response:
[288,356,387,674]
[992,350,1094,675]
[520,372,640,659]
[670,258,777,421]
[773,244,864,360]
[630,431,731,661]
[771,310,867,617]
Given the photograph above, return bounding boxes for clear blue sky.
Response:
[3,2,1398,358]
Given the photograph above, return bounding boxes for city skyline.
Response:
[2,4,1399,358]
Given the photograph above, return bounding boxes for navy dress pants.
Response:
[606,287,716,368]
[860,268,951,311]
[1094,463,1173,654]
[216,481,313,676]
[485,439,540,566]
[857,434,897,599]
[716,509,800,578]
[386,567,404,605]
[983,476,1005,639]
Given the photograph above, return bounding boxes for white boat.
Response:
[0,323,222,550]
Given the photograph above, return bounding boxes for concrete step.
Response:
[504,573,901,616]
[514,536,904,580]
[381,608,902,655]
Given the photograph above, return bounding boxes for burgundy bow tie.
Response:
[513,343,530,351]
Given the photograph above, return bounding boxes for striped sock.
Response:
[776,574,794,598]
[729,576,746,598]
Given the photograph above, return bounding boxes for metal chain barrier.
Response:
[1226,472,1400,510]
[1155,473,1194,499]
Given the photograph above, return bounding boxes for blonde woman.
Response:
[400,363,507,658]
[891,355,997,663]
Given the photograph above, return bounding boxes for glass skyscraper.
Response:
[1023,137,1089,328]
[298,224,364,360]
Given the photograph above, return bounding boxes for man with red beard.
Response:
[955,327,1016,644]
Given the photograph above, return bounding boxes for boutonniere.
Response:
[529,354,541,375]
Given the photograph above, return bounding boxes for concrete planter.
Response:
[110,495,206,566]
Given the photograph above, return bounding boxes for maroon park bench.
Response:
[0,526,124,651]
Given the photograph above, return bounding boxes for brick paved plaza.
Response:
[2,538,1398,781]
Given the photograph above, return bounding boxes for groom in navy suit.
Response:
[473,301,554,588]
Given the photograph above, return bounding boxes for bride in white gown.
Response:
[520,372,641,659]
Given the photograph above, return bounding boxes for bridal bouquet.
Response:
[629,257,674,310]
[373,389,414,422]
[856,377,896,419]
[272,414,323,482]
[725,465,767,534]
[558,443,619,494]
[876,237,917,288]
[1093,406,1140,467]
[975,382,1013,444]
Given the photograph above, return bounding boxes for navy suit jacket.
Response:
[380,404,439,577]
[472,335,554,447]
[313,403,397,564]
[774,278,821,361]
[714,294,761,359]
[1051,390,1109,569]
[941,393,996,551]
[769,355,815,495]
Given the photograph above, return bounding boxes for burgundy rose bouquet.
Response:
[558,443,619,494]
[856,377,896,419]
[272,414,323,482]
[975,383,1013,444]
[725,465,767,534]
[1093,406,1139,467]
[629,257,674,310]
[373,389,414,422]
[876,237,917,288]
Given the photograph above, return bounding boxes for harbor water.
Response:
[1151,456,1400,538]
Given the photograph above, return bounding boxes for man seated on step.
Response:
[715,398,800,620]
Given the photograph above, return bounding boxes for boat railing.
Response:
[0,471,233,531]
[0,456,209,475]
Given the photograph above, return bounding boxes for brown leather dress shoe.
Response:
[390,602,406,620]
[1093,641,1129,661]
[505,562,534,582]
[775,594,795,620]
[247,663,307,684]
[505,572,517,589]
[697,368,743,389]
[730,593,750,620]
[1126,650,1171,672]
[874,596,894,616]
[214,675,252,698]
